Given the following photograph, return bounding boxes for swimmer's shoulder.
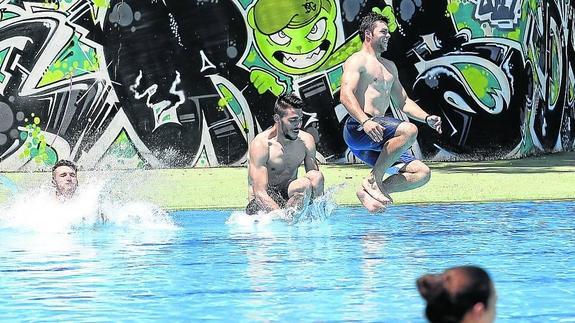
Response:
[249,130,272,156]
[344,51,368,70]
[252,128,273,143]
[297,130,316,147]
[249,130,268,152]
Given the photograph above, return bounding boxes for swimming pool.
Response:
[0,201,574,321]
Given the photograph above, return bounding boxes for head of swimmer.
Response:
[273,93,304,141]
[417,265,497,323]
[359,12,391,53]
[52,159,78,201]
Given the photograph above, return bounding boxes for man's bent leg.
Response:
[305,170,324,198]
[381,160,431,193]
[286,178,313,210]
[366,122,418,203]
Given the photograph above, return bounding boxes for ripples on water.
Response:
[0,178,574,322]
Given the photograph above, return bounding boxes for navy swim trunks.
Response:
[343,115,417,168]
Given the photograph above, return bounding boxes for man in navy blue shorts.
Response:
[340,12,442,212]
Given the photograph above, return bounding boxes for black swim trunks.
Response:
[246,187,290,215]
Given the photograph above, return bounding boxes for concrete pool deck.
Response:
[1,152,574,210]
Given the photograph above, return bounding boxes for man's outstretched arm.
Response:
[302,132,324,197]
[302,133,319,173]
[389,62,442,134]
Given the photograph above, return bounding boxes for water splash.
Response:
[0,175,176,233]
[226,185,341,226]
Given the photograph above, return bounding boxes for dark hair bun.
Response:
[417,274,445,301]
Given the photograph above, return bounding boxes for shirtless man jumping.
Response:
[340,12,442,212]
[247,93,324,220]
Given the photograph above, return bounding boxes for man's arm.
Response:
[302,132,319,172]
[340,55,385,142]
[248,139,281,212]
[389,62,442,134]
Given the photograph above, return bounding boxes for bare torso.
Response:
[248,128,308,199]
[353,52,396,117]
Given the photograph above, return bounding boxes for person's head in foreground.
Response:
[359,12,391,53]
[52,159,78,201]
[273,93,304,141]
[417,266,496,323]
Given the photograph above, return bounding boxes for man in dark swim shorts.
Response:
[245,186,290,215]
[246,93,324,219]
[339,13,442,212]
[344,115,417,170]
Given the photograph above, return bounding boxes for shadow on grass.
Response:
[432,152,575,174]
[326,152,575,174]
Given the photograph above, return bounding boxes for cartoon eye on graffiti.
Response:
[307,18,327,41]
[269,30,291,46]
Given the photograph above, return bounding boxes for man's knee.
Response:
[403,160,431,185]
[290,177,313,195]
[409,161,431,184]
[306,170,324,187]
[419,164,431,184]
[397,122,418,144]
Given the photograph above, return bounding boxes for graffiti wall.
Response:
[0,0,573,170]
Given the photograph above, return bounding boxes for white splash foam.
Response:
[226,185,341,226]
[0,176,176,233]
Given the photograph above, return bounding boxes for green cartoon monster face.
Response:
[248,0,337,75]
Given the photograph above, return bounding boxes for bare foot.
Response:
[362,174,393,204]
[357,187,387,213]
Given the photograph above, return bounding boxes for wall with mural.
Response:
[0,0,573,170]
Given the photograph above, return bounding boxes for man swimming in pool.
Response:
[340,12,442,212]
[52,159,78,202]
[247,93,324,220]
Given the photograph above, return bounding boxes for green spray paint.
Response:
[450,0,484,37]
[455,63,502,109]
[98,130,145,169]
[38,35,100,87]
[520,109,535,155]
[0,49,8,83]
[550,41,560,105]
[18,116,58,166]
[450,0,532,50]
[328,66,343,92]
[0,10,19,21]
[569,78,575,103]
[217,85,243,116]
[446,0,459,15]
[217,84,250,133]
[93,0,110,9]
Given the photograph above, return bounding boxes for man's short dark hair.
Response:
[274,93,305,117]
[52,159,77,175]
[359,12,390,42]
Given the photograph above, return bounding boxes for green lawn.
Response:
[1,152,574,210]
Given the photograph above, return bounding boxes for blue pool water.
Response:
[0,201,574,322]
